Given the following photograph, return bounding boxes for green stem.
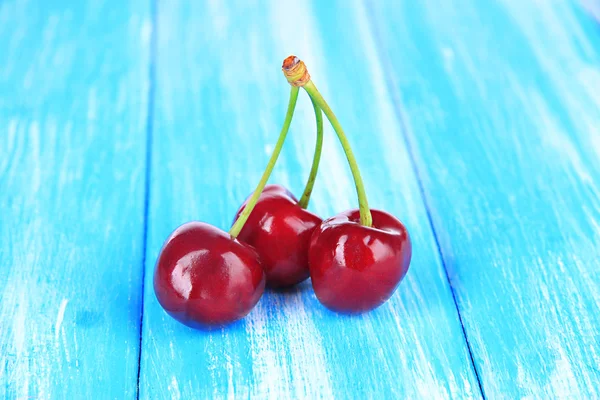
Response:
[229,86,300,238]
[298,96,323,209]
[302,80,372,227]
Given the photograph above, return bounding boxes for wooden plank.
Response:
[369,0,600,397]
[139,1,482,398]
[0,0,151,398]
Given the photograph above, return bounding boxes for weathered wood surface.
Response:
[0,0,151,398]
[370,0,600,398]
[1,0,599,398]
[138,1,479,398]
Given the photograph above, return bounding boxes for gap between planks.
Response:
[136,0,159,397]
[131,1,487,398]
[363,2,487,398]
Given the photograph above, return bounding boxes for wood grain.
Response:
[138,0,481,398]
[369,0,600,398]
[0,0,151,398]
[4,0,598,398]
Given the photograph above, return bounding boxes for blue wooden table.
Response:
[2,0,600,398]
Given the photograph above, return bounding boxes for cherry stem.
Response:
[298,96,323,209]
[302,80,373,227]
[229,86,300,238]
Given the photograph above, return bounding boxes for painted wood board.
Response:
[0,0,151,398]
[369,0,600,398]
[138,0,481,399]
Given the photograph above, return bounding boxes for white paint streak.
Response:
[54,299,69,343]
[226,357,234,400]
[548,344,581,398]
[207,0,229,38]
[8,289,29,399]
[442,46,456,74]
[28,121,41,194]
[140,19,152,45]
[246,303,285,398]
[87,87,97,120]
[168,376,181,400]
[520,85,593,185]
[283,294,334,399]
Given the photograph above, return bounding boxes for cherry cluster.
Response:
[153,56,412,329]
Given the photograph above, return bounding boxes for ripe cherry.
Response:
[283,56,413,313]
[234,184,322,287]
[154,78,304,328]
[232,64,324,288]
[308,209,411,312]
[154,222,265,328]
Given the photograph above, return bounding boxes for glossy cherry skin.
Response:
[153,222,265,328]
[308,209,412,313]
[234,184,322,288]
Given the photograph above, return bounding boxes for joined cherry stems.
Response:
[283,56,373,227]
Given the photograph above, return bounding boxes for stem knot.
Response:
[282,55,310,87]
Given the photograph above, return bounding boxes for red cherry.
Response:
[234,184,322,288]
[308,209,412,313]
[153,222,265,328]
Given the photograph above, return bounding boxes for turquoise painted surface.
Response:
[0,0,151,398]
[139,1,479,398]
[1,0,599,399]
[370,0,600,398]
